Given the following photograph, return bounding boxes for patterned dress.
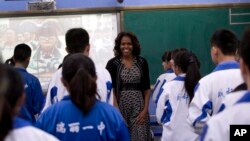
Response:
[119,59,151,141]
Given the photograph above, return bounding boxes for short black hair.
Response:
[210,29,238,55]
[65,28,89,54]
[13,43,31,62]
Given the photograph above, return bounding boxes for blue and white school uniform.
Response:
[200,91,250,141]
[188,61,243,134]
[5,117,58,141]
[156,74,198,141]
[37,96,130,141]
[43,66,113,111]
[218,90,247,112]
[15,67,45,124]
[152,69,176,104]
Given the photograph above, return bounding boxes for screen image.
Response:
[0,13,118,91]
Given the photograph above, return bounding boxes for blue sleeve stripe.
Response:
[218,104,225,113]
[200,124,209,141]
[161,100,172,124]
[106,81,112,103]
[152,80,160,95]
[193,101,212,126]
[155,80,166,104]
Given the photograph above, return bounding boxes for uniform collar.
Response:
[13,117,31,129]
[236,91,250,104]
[173,74,186,81]
[15,67,27,72]
[165,68,174,73]
[213,61,239,72]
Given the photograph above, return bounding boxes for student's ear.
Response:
[211,46,219,63]
[26,57,30,62]
[83,44,90,56]
[61,77,68,88]
[65,47,69,54]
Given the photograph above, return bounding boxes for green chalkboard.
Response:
[123,7,250,84]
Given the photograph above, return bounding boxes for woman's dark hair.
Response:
[0,64,24,140]
[62,53,97,113]
[174,51,201,102]
[210,29,238,56]
[65,28,89,54]
[114,32,141,57]
[162,50,172,62]
[239,28,250,70]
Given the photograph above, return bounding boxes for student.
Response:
[200,28,250,141]
[0,64,58,141]
[218,83,247,112]
[188,29,243,134]
[36,54,130,141]
[156,51,200,141]
[152,50,176,104]
[8,44,44,124]
[43,28,113,112]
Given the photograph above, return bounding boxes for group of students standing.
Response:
[152,28,250,141]
[0,26,250,141]
[0,28,152,141]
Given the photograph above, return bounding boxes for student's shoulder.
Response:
[26,72,41,82]
[198,72,217,84]
[6,126,59,141]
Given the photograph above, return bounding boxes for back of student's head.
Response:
[62,53,97,113]
[171,48,188,59]
[162,50,172,62]
[210,29,238,55]
[65,28,89,54]
[13,43,31,62]
[0,64,24,140]
[239,28,250,70]
[174,51,201,102]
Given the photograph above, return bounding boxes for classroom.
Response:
[0,0,250,141]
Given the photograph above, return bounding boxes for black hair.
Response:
[5,57,15,66]
[65,28,89,54]
[161,50,172,62]
[210,29,238,56]
[58,54,72,69]
[239,28,250,70]
[174,51,201,102]
[0,64,24,140]
[171,48,188,59]
[232,83,247,92]
[62,53,97,113]
[114,32,141,57]
[13,43,31,62]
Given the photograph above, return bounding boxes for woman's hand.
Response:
[136,108,148,124]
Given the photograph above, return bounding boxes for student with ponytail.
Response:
[156,51,201,141]
[36,54,130,141]
[0,64,58,141]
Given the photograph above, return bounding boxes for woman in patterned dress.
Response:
[106,32,151,141]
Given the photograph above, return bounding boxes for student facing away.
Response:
[36,54,130,141]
